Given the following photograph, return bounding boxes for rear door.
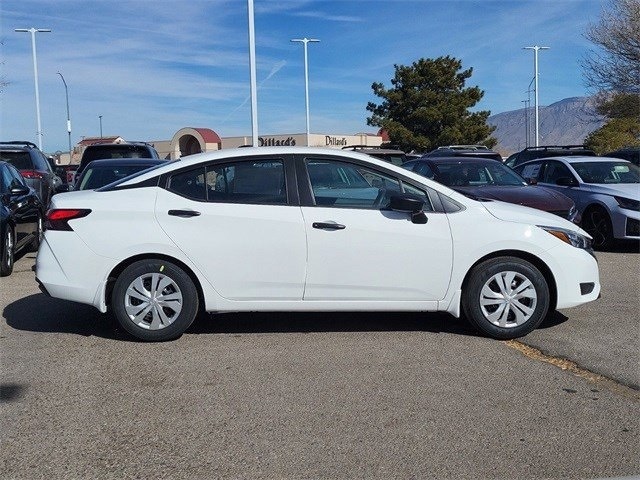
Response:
[155,155,307,301]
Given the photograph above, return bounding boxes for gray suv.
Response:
[0,141,57,207]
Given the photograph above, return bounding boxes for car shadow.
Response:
[4,293,482,340]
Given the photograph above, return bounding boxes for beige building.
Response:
[67,128,384,163]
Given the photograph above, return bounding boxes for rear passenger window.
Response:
[168,167,207,201]
[206,159,286,204]
[168,160,287,204]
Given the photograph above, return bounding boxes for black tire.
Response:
[1,225,15,277]
[111,259,199,341]
[581,206,613,250]
[462,256,550,340]
[29,211,44,252]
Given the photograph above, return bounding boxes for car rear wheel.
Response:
[581,206,613,249]
[1,225,15,277]
[111,259,199,341]
[462,257,550,339]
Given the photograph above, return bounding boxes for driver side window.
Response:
[305,158,401,209]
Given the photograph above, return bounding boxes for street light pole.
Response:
[15,27,51,151]
[247,0,258,147]
[57,72,72,154]
[291,37,320,146]
[523,45,549,147]
[99,115,103,138]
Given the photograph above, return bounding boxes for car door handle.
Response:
[312,222,346,230]
[168,209,201,218]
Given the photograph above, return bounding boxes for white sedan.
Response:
[36,147,600,341]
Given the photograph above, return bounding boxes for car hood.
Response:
[481,199,585,234]
[580,183,640,199]
[454,185,573,210]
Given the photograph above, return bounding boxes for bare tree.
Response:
[583,0,640,94]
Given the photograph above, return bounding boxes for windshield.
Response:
[95,162,169,191]
[434,162,526,187]
[572,161,640,184]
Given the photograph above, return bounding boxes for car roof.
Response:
[516,155,633,166]
[84,158,167,167]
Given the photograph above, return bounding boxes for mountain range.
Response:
[487,96,605,156]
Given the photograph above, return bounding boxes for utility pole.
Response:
[523,45,550,147]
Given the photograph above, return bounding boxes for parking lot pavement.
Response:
[520,245,640,390]
[1,250,639,479]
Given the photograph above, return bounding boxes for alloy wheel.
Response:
[582,209,611,248]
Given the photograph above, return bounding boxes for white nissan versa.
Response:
[36,147,600,341]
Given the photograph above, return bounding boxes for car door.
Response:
[155,155,307,301]
[298,155,453,301]
[2,164,40,248]
[537,160,584,207]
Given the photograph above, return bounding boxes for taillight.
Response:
[46,209,91,231]
[20,169,45,179]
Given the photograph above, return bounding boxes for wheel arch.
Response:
[105,253,206,312]
[460,249,557,311]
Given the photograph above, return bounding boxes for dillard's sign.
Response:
[325,136,347,146]
[258,136,296,146]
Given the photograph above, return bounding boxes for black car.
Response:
[504,145,596,168]
[0,141,57,207]
[423,147,503,162]
[75,158,168,190]
[341,145,407,166]
[0,161,44,276]
[604,146,640,166]
[402,157,578,222]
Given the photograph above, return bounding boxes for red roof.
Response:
[77,136,121,146]
[191,128,222,144]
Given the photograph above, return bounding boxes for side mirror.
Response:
[556,177,578,187]
[527,177,538,185]
[389,195,428,224]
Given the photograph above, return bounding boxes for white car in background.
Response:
[36,147,600,341]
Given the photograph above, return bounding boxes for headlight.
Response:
[539,225,592,250]
[614,196,640,211]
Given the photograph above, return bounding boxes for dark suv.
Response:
[423,146,503,162]
[0,141,57,207]
[341,145,407,166]
[75,142,160,182]
[504,145,596,168]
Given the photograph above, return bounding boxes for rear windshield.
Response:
[0,151,33,170]
[82,145,154,165]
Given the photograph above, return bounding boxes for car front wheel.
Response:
[111,259,199,341]
[462,257,550,339]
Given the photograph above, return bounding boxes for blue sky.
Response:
[1,0,605,153]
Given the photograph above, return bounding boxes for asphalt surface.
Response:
[1,247,639,479]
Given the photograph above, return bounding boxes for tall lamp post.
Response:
[57,72,72,154]
[523,45,549,147]
[15,27,51,151]
[99,115,103,138]
[291,37,320,146]
[247,0,258,147]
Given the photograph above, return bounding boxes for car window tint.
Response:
[204,159,287,205]
[0,152,33,170]
[0,165,12,193]
[7,164,27,187]
[168,167,207,201]
[306,158,401,209]
[415,163,435,179]
[542,161,574,184]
